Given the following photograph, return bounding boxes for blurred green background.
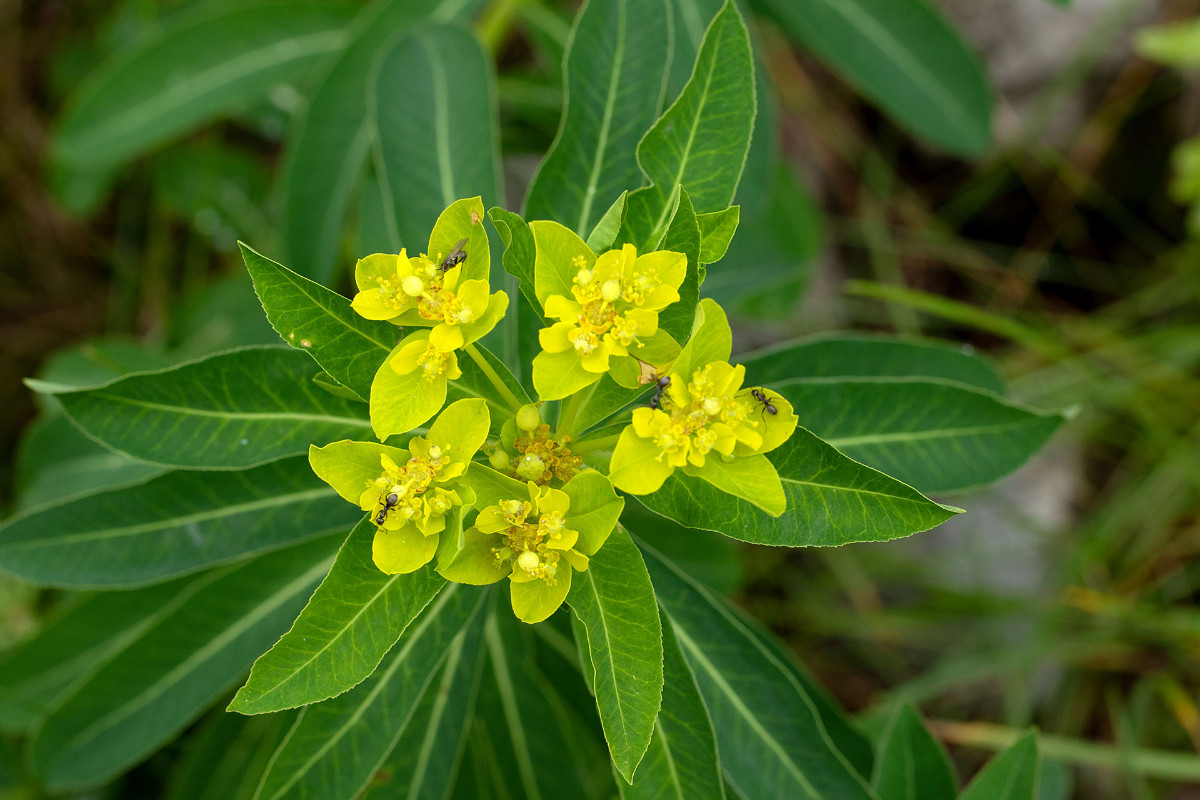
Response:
[1,0,1199,797]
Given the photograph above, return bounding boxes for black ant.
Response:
[749,387,777,416]
[440,238,468,271]
[374,491,400,526]
[648,375,671,409]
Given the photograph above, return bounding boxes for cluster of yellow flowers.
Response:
[309,197,796,623]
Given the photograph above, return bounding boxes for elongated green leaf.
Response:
[481,609,616,800]
[254,584,487,800]
[488,207,544,324]
[569,528,664,782]
[959,731,1039,800]
[639,426,959,546]
[0,456,352,588]
[637,541,877,800]
[371,24,501,251]
[364,610,487,799]
[587,191,629,252]
[872,705,955,800]
[15,414,164,512]
[697,206,739,264]
[164,710,296,800]
[241,243,400,399]
[524,0,671,235]
[619,617,725,800]
[53,3,354,170]
[740,333,1005,394]
[621,0,755,248]
[231,519,446,714]
[52,347,372,469]
[658,188,702,343]
[757,0,991,156]
[0,576,197,732]
[30,538,337,791]
[776,378,1066,494]
[281,0,482,282]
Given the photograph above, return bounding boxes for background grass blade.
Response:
[52,346,372,469]
[523,0,672,236]
[29,538,337,792]
[0,457,353,588]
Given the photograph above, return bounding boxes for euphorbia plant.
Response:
[0,1,1070,797]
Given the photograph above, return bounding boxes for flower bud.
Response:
[517,550,540,574]
[516,404,541,432]
[515,454,546,481]
[489,449,511,470]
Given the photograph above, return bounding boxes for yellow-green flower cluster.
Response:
[308,196,798,624]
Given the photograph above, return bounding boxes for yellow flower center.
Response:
[509,423,583,485]
[416,344,454,381]
[650,364,758,462]
[488,498,571,585]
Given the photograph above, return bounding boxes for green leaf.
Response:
[872,705,956,800]
[621,501,742,594]
[371,24,501,251]
[0,456,352,588]
[756,0,992,156]
[774,378,1067,494]
[280,0,481,282]
[480,609,617,800]
[618,616,725,800]
[164,710,296,800]
[697,206,739,264]
[488,206,545,324]
[658,187,702,343]
[621,0,756,248]
[0,577,197,732]
[52,346,373,469]
[29,538,337,791]
[636,540,877,800]
[685,453,785,516]
[568,528,664,782]
[230,518,447,714]
[53,2,355,170]
[586,190,630,252]
[364,610,487,799]
[740,333,1005,394]
[958,731,1040,800]
[241,243,400,400]
[524,0,672,236]
[14,414,164,512]
[639,426,959,546]
[253,584,488,800]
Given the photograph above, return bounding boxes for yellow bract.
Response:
[609,360,797,495]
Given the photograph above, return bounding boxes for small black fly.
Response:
[440,238,469,271]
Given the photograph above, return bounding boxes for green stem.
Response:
[928,720,1200,783]
[555,389,585,439]
[464,343,523,411]
[571,434,620,454]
